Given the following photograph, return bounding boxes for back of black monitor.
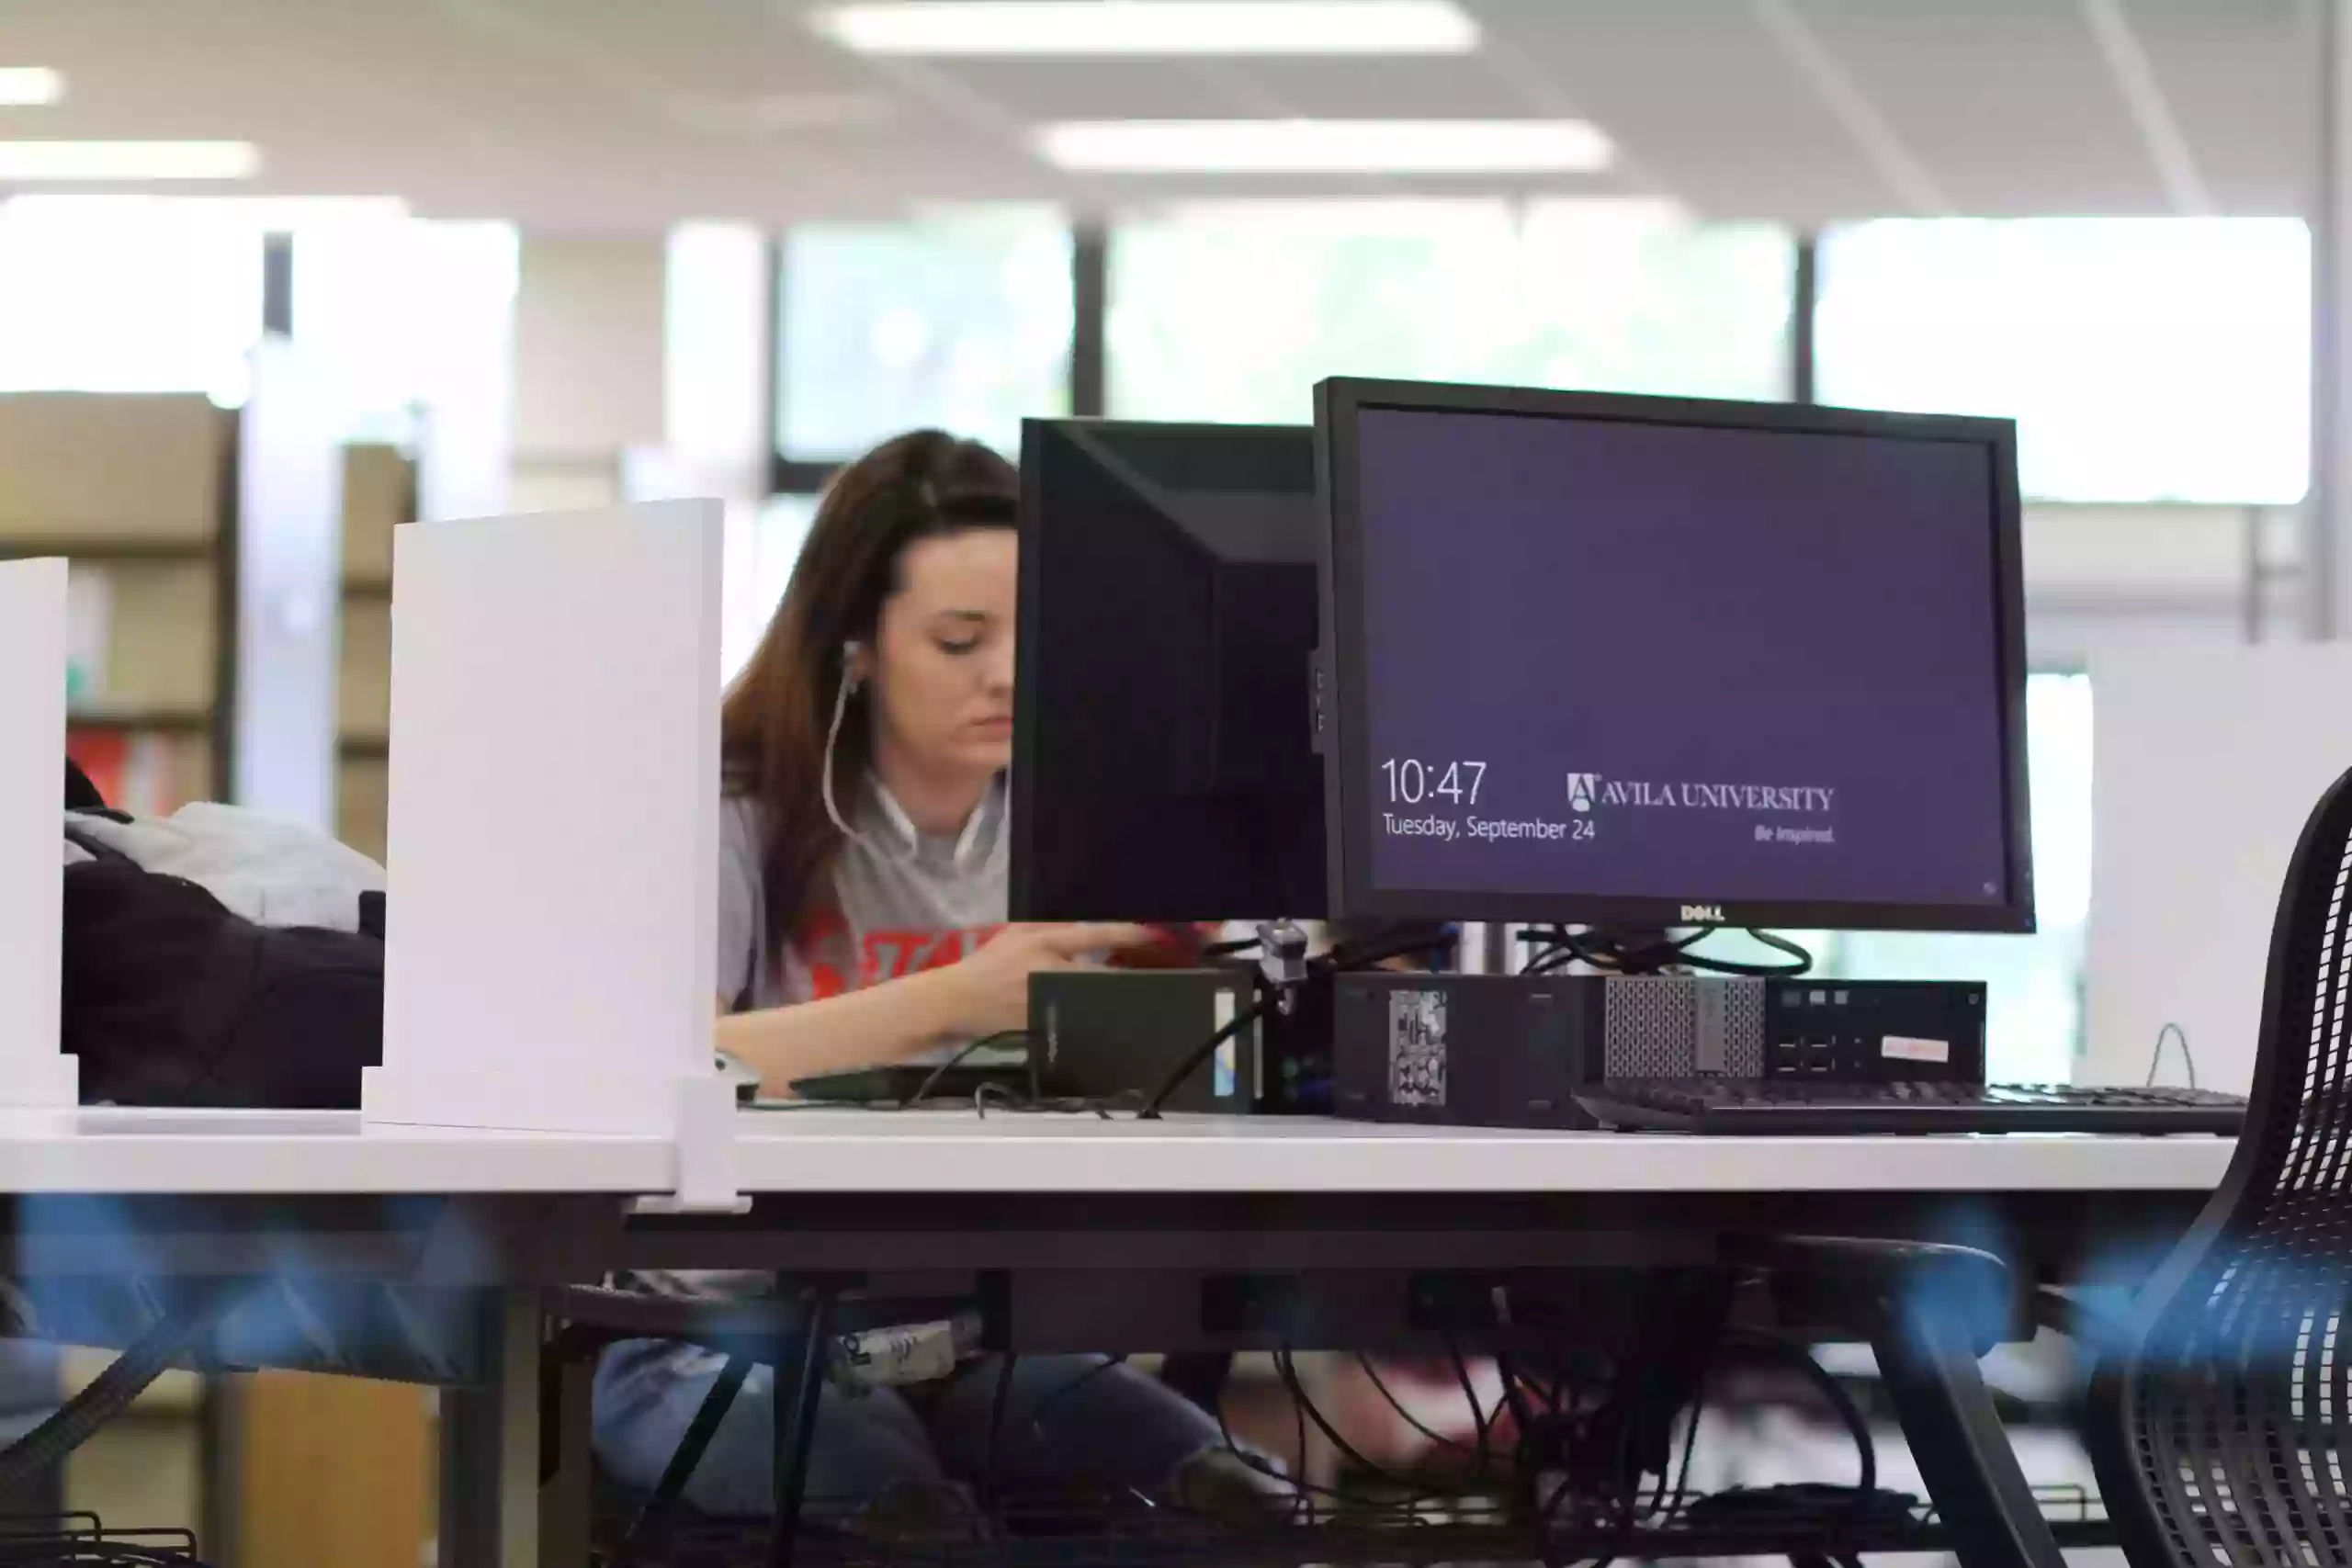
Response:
[1011,418,1325,921]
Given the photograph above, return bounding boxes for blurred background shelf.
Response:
[0,392,239,814]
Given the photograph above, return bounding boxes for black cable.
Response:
[1209,1359,1315,1521]
[1520,925,1811,979]
[1285,1352,1313,1524]
[899,1029,1031,1109]
[1201,937,1261,959]
[1724,1331,1876,1504]
[1491,1346,1539,1461]
[1272,1348,1434,1496]
[1024,1353,1129,1441]
[1600,927,1809,978]
[2148,1021,2199,1089]
[1142,923,1456,1121]
[1353,1353,1474,1456]
[974,1083,1142,1119]
[0,1276,254,1492]
[618,1354,754,1559]
[1136,993,1268,1120]
[1661,1357,1709,1523]
[978,1351,1019,1511]
[1442,1331,1496,1483]
[1195,1359,1458,1519]
[1324,924,1457,972]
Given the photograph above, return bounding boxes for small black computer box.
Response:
[1028,969,1261,1113]
[1331,974,1600,1129]
[1331,973,1987,1129]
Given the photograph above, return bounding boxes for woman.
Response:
[593,429,1260,1522]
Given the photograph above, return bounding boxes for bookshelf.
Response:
[0,392,238,815]
[335,443,412,864]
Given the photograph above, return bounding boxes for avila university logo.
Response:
[1566,773,1838,816]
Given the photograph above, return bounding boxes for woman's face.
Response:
[865,527,1019,780]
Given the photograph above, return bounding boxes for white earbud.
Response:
[822,640,868,844]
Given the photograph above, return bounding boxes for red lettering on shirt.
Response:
[799,923,1000,1000]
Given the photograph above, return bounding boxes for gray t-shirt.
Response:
[718,776,1008,1029]
[632,776,1007,1305]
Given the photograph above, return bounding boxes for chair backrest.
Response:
[2088,763,2352,1565]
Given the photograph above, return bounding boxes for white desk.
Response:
[0,1106,2239,1193]
[0,1109,2234,1566]
[0,1108,670,1194]
[729,1109,2236,1193]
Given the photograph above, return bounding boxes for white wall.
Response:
[2086,644,2352,1094]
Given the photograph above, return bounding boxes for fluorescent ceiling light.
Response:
[0,141,258,181]
[812,2,1477,56]
[1035,119,1613,175]
[0,68,64,107]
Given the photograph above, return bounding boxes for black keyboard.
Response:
[1578,1078,2246,1136]
[786,1062,1033,1106]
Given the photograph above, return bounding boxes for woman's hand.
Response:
[935,922,1159,1037]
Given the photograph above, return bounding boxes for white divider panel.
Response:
[0,559,79,1106]
[2086,642,2352,1095]
[367,502,721,1136]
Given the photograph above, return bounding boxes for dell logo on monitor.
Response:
[1680,904,1727,924]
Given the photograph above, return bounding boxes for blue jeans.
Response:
[593,1339,1227,1518]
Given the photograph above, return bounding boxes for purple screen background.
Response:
[1352,405,2014,908]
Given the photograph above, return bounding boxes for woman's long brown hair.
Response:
[721,429,1018,964]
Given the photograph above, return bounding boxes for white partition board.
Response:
[366,501,721,1135]
[0,559,78,1106]
[2086,642,2352,1095]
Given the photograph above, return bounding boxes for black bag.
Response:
[61,831,384,1109]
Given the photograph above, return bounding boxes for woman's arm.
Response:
[717,966,966,1093]
[718,922,1156,1096]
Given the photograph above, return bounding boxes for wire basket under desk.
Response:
[593,1481,2110,1566]
[0,1511,207,1566]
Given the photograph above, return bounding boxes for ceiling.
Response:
[0,0,2323,229]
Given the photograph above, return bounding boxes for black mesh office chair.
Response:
[2085,762,2352,1564]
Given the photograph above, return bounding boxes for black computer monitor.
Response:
[1010,418,1325,921]
[1314,377,2035,934]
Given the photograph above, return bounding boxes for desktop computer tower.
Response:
[1330,974,1986,1129]
[1029,969,1261,1113]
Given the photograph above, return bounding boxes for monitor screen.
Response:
[1011,419,1325,921]
[1316,379,2034,933]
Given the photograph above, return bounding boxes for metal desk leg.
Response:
[441,1290,544,1568]
[768,1290,831,1568]
[539,1347,594,1568]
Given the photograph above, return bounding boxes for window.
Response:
[294,218,519,446]
[723,493,819,685]
[776,207,1071,461]
[1109,199,1792,422]
[0,197,264,402]
[1816,219,2310,503]
[1819,672,2093,1084]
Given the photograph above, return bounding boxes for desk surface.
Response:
[731,1109,2237,1194]
[0,1107,2236,1198]
[0,1108,673,1193]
